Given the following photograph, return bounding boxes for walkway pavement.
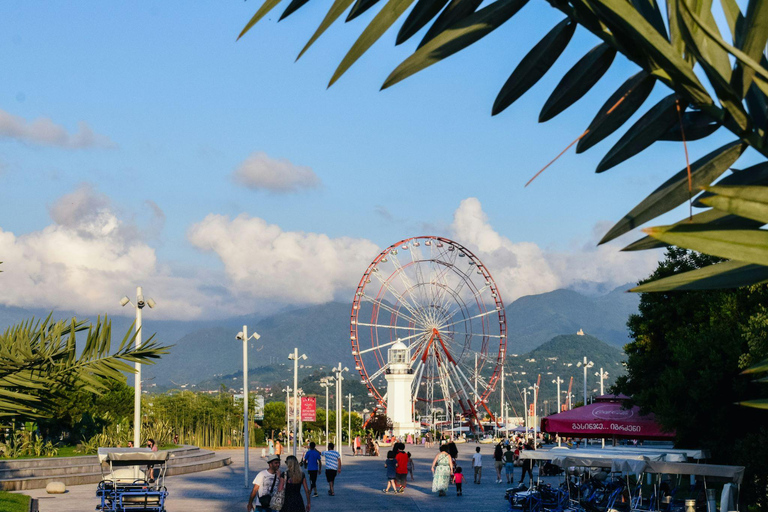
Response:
[22,443,555,511]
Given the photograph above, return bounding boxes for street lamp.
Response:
[595,368,609,448]
[120,287,155,449]
[332,364,348,448]
[319,377,333,446]
[236,326,260,488]
[288,349,307,456]
[283,385,292,445]
[576,357,594,405]
[552,377,564,413]
[347,393,354,449]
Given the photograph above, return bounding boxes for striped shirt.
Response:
[323,450,340,470]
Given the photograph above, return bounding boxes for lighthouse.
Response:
[385,340,420,436]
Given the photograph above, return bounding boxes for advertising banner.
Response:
[253,395,265,420]
[301,396,316,422]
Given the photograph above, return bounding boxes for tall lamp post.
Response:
[236,326,260,488]
[283,386,292,445]
[576,357,594,405]
[288,349,307,456]
[120,287,156,449]
[347,393,354,449]
[332,364,348,448]
[320,378,333,446]
[595,368,609,448]
[552,376,564,446]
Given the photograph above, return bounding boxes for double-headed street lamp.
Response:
[332,364,348,447]
[576,357,594,405]
[120,287,156,449]
[319,377,333,446]
[236,326,260,487]
[288,349,307,456]
[283,386,292,440]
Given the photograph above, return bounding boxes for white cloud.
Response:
[231,152,321,193]
[0,186,208,319]
[0,109,115,149]
[450,198,661,301]
[188,214,379,304]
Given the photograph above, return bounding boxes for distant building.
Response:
[576,329,585,336]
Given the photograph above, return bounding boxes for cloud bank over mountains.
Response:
[0,190,660,319]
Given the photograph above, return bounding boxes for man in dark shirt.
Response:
[302,441,322,497]
[394,442,409,493]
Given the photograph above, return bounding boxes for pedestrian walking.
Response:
[494,443,504,483]
[301,442,322,498]
[322,442,341,496]
[503,445,515,484]
[394,442,409,493]
[453,466,464,496]
[519,442,534,484]
[472,446,483,484]
[407,452,415,481]
[383,450,397,493]
[430,444,454,497]
[282,455,311,512]
[247,454,281,512]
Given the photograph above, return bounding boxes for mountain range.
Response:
[0,283,638,388]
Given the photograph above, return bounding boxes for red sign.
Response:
[301,396,316,422]
[529,404,535,416]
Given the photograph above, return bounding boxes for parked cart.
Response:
[96,448,169,512]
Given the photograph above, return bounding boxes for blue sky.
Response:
[0,1,753,319]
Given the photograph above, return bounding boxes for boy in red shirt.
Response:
[394,442,409,493]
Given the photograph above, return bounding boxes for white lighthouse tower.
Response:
[385,340,420,436]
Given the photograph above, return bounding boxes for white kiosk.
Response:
[385,340,420,436]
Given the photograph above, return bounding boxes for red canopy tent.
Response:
[540,394,675,441]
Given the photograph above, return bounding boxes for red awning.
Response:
[541,400,675,441]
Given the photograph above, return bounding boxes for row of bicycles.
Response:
[506,476,631,512]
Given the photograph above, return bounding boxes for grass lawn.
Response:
[0,491,30,512]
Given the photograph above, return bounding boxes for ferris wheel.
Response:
[350,236,507,432]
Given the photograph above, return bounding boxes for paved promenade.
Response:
[22,443,551,512]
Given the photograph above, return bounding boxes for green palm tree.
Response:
[0,315,169,419]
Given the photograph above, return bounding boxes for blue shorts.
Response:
[505,462,514,475]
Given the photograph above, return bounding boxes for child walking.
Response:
[383,450,397,493]
[407,452,415,481]
[454,467,464,496]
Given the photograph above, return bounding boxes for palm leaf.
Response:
[492,19,576,116]
[730,0,768,97]
[631,259,768,291]
[239,0,287,40]
[382,0,529,89]
[596,94,682,173]
[539,43,616,122]
[298,0,358,60]
[347,0,383,21]
[599,140,745,243]
[418,0,482,49]
[281,0,314,20]
[330,0,418,87]
[658,109,720,141]
[589,0,713,106]
[694,162,768,205]
[700,185,768,224]
[577,71,656,153]
[621,208,763,251]
[396,0,451,44]
[643,227,768,266]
